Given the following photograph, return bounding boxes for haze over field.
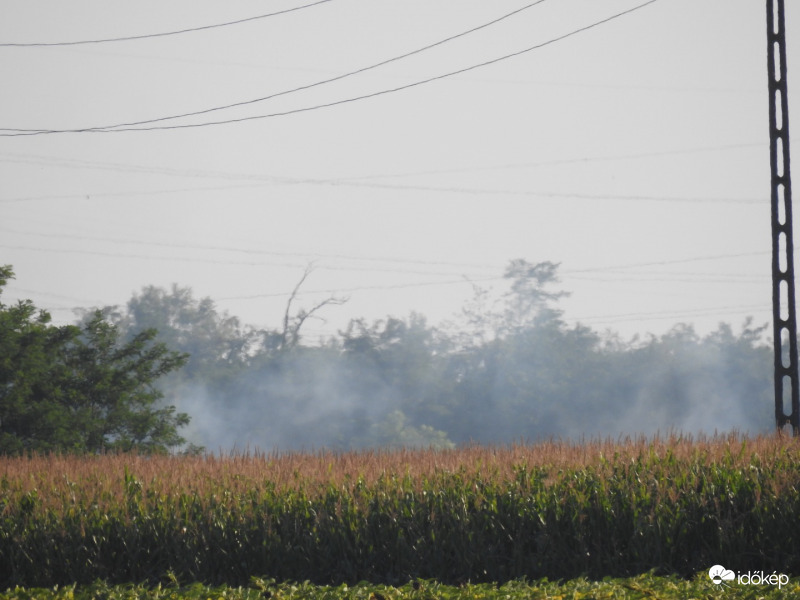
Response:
[0,1,794,450]
[80,262,772,452]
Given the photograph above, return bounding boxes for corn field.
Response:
[1,433,799,588]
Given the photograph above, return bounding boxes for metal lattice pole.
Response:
[767,0,800,434]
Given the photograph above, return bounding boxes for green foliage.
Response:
[103,284,258,383]
[4,574,799,599]
[0,266,191,455]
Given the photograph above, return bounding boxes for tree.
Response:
[108,284,258,382]
[269,264,348,355]
[453,259,567,346]
[0,266,191,455]
[339,313,456,443]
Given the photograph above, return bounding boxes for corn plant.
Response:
[1,433,799,588]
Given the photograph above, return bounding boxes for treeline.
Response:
[97,260,773,452]
[0,260,774,454]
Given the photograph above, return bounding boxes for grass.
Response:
[1,433,799,589]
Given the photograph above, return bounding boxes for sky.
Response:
[0,0,796,344]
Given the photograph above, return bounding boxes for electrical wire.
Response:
[0,0,660,137]
[0,181,763,205]
[0,242,501,277]
[4,254,769,330]
[0,140,762,205]
[310,180,765,204]
[331,141,768,182]
[568,304,769,327]
[562,252,771,275]
[0,0,335,47]
[0,234,771,288]
[0,0,549,135]
[0,226,501,272]
[218,277,501,301]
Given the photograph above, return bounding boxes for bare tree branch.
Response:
[279,264,347,351]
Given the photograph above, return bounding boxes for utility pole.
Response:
[767,0,800,434]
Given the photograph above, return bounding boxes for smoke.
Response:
[549,325,774,440]
[425,320,774,446]
[122,274,774,453]
[159,317,775,453]
[164,348,452,453]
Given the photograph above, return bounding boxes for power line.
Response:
[218,277,501,301]
[0,0,661,137]
[568,273,766,285]
[569,304,769,327]
[0,220,773,276]
[0,150,301,181]
[0,236,770,300]
[331,141,769,182]
[4,286,104,305]
[4,255,770,330]
[0,0,335,47]
[0,242,500,277]
[0,0,550,134]
[314,180,764,204]
[0,183,273,204]
[0,181,761,205]
[0,145,762,205]
[0,227,501,273]
[16,298,773,335]
[563,252,771,274]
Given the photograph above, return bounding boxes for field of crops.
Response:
[1,434,800,594]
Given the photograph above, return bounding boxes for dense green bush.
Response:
[4,575,800,600]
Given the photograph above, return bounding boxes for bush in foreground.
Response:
[3,574,800,600]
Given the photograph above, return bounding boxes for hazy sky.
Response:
[0,0,795,342]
